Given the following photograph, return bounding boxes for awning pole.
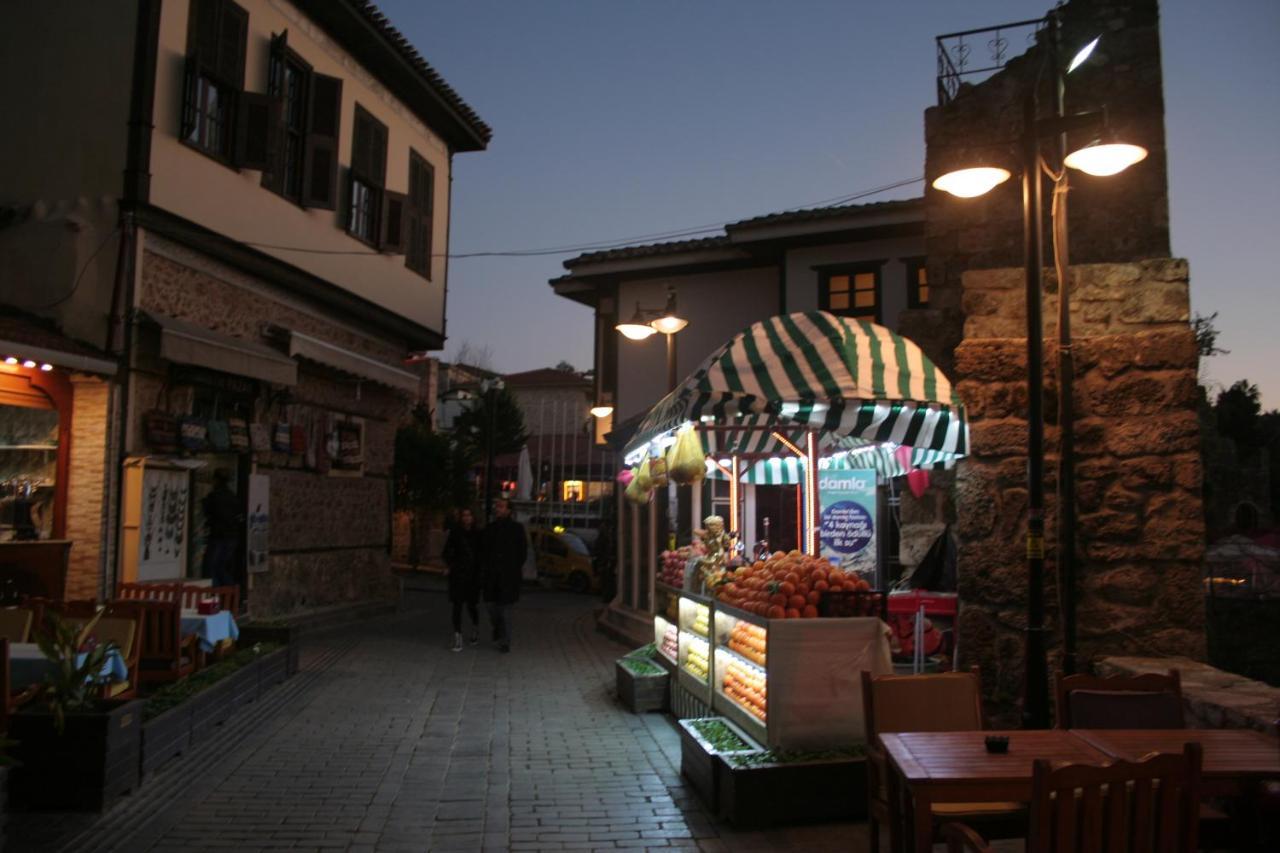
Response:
[805,430,819,555]
[729,455,740,535]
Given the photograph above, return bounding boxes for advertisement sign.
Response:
[818,468,877,579]
[246,473,270,573]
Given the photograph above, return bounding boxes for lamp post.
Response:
[933,15,1147,729]
[480,377,505,524]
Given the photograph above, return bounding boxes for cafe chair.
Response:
[88,601,143,700]
[0,607,33,642]
[116,581,181,604]
[135,599,198,686]
[1054,669,1184,729]
[941,741,1202,853]
[862,668,1027,852]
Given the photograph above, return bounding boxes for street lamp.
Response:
[613,284,687,393]
[933,19,1148,728]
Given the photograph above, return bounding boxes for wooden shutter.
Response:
[420,159,434,274]
[260,31,289,193]
[236,92,275,170]
[217,0,248,88]
[303,74,342,209]
[190,0,220,66]
[380,191,407,253]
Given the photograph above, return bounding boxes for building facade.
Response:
[0,0,489,615]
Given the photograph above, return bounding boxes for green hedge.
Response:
[142,643,282,721]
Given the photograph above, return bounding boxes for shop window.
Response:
[347,105,387,246]
[905,256,929,308]
[562,480,585,502]
[405,150,435,277]
[0,369,71,541]
[819,262,882,321]
[181,0,248,163]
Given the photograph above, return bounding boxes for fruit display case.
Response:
[654,583,681,665]
[711,600,893,750]
[676,591,714,702]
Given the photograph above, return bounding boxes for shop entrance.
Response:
[753,485,799,555]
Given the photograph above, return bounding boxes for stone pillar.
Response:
[64,374,111,600]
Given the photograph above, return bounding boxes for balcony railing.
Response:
[936,17,1046,106]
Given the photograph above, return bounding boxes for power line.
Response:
[242,175,923,261]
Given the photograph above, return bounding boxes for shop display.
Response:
[728,621,767,667]
[722,658,767,722]
[690,603,709,639]
[658,622,678,661]
[711,550,872,619]
[683,637,709,680]
[693,515,737,590]
[659,548,688,586]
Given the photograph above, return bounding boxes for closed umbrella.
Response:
[516,445,533,500]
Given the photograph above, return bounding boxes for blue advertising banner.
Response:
[818,468,878,578]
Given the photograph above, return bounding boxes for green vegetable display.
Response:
[690,718,755,753]
[726,743,865,768]
[618,657,664,676]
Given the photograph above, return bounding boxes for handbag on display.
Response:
[206,419,230,451]
[290,423,308,455]
[179,416,208,452]
[143,410,179,454]
[227,417,250,451]
[272,421,292,452]
[249,422,272,452]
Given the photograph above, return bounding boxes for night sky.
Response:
[376,0,1280,407]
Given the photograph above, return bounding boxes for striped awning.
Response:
[624,311,968,471]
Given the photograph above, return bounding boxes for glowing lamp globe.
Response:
[1064,142,1148,177]
[932,167,1012,199]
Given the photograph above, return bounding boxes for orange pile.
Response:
[728,621,767,667]
[712,550,872,619]
[723,660,767,721]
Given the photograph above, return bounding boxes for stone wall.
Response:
[954,259,1205,719]
[63,374,111,600]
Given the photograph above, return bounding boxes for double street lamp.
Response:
[613,284,688,394]
[933,16,1147,729]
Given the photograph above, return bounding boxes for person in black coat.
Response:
[442,508,482,652]
[482,498,527,653]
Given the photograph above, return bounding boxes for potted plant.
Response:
[8,611,144,811]
[615,644,669,713]
[677,716,760,810]
[716,744,868,828]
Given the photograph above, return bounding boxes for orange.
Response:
[766,605,785,620]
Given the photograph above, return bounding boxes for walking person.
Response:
[482,498,527,653]
[441,507,482,652]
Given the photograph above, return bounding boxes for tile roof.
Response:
[562,236,732,269]
[560,198,922,270]
[335,1,491,145]
[504,368,591,388]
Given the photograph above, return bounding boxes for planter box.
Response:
[716,753,868,828]
[226,658,260,710]
[238,625,299,675]
[139,702,192,777]
[616,658,669,713]
[188,674,237,743]
[677,717,760,810]
[257,647,289,691]
[9,699,143,811]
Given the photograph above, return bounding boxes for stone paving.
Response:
[32,582,873,852]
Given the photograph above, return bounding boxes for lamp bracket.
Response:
[1033,108,1105,140]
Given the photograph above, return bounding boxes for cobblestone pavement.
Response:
[35,583,877,852]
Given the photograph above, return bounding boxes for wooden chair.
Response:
[942,742,1203,853]
[84,601,143,700]
[862,668,1026,852]
[116,582,181,604]
[0,607,33,642]
[1054,669,1184,729]
[134,599,198,686]
[179,584,240,615]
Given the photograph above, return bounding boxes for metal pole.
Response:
[666,331,677,394]
[665,332,679,550]
[1022,84,1051,730]
[1052,16,1079,677]
[484,385,497,524]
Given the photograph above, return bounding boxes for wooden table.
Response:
[1074,729,1280,796]
[880,729,1111,853]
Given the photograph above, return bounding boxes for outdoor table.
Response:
[8,641,129,689]
[880,729,1112,853]
[180,609,239,653]
[1073,729,1280,797]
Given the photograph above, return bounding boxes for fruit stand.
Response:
[616,311,970,822]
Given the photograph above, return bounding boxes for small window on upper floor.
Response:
[347,105,388,247]
[405,150,435,279]
[181,0,248,163]
[819,263,882,322]
[905,256,929,308]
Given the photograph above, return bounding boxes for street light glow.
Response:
[615,321,656,340]
[1067,36,1100,74]
[649,314,688,335]
[1064,142,1148,176]
[932,166,1012,198]
[589,405,614,418]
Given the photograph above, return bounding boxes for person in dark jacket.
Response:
[201,468,242,589]
[482,498,527,653]
[442,507,483,652]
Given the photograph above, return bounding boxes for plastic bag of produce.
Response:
[624,467,651,505]
[667,426,705,485]
[634,456,653,492]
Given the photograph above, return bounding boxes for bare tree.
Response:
[452,341,495,371]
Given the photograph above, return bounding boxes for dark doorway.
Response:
[753,485,800,555]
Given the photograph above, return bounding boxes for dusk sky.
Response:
[378,0,1280,408]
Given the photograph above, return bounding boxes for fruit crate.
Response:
[710,600,893,750]
[676,592,713,704]
[615,656,669,713]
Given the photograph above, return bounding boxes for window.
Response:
[905,256,929,308]
[257,32,343,209]
[347,105,387,245]
[405,150,435,278]
[818,262,882,321]
[562,480,585,502]
[181,0,248,162]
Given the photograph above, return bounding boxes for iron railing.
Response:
[936,17,1046,106]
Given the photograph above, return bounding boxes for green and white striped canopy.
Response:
[624,311,968,471]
